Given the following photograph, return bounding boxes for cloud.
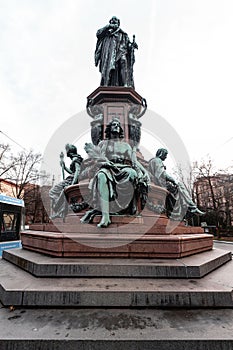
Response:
[0,0,232,170]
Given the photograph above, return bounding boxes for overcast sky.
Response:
[0,0,233,172]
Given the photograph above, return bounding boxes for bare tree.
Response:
[0,145,51,223]
[4,149,42,199]
[23,183,50,224]
[0,144,16,178]
[192,158,216,217]
[173,162,196,198]
[193,157,233,228]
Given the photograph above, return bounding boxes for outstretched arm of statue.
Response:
[60,160,72,175]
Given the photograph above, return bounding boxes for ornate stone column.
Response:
[86,87,147,148]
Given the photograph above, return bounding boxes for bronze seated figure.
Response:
[78,118,149,227]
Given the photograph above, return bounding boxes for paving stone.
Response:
[0,306,233,349]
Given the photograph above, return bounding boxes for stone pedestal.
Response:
[87,86,146,149]
[20,86,214,259]
[21,213,213,258]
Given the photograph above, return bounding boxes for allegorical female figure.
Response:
[49,144,83,219]
[149,148,204,220]
[80,118,149,227]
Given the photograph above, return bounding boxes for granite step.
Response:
[0,254,232,308]
[2,248,231,278]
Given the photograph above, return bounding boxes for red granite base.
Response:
[21,231,213,258]
[28,213,205,236]
[21,214,213,258]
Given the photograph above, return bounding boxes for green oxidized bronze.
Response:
[49,18,204,228]
[49,144,83,219]
[148,148,205,220]
[80,118,149,228]
[95,16,138,88]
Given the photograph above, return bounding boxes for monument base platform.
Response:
[21,230,213,258]
[3,247,231,278]
[0,248,232,308]
[21,214,213,258]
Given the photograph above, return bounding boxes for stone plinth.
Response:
[20,231,213,258]
[3,248,231,278]
[0,249,232,308]
[64,182,169,214]
[87,86,144,105]
[21,212,213,258]
[87,86,146,147]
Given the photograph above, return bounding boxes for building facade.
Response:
[194,174,233,228]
